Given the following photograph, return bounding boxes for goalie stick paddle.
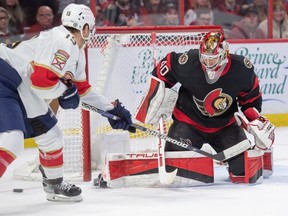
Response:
[82,102,251,161]
[157,117,178,184]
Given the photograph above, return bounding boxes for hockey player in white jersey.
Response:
[0,4,134,202]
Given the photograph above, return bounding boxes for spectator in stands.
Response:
[139,0,165,26]
[214,0,242,35]
[24,5,54,38]
[54,1,89,25]
[184,0,213,25]
[253,0,267,22]
[105,0,140,26]
[229,5,265,39]
[0,0,26,34]
[160,2,179,25]
[95,5,105,26]
[0,6,9,36]
[0,6,20,43]
[0,6,12,43]
[258,0,288,38]
[97,0,114,11]
[190,7,214,25]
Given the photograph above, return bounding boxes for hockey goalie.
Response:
[97,31,276,188]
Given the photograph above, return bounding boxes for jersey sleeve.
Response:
[30,37,79,99]
[151,52,179,88]
[237,58,262,113]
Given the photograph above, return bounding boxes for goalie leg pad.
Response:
[229,149,263,184]
[263,148,273,178]
[102,151,214,188]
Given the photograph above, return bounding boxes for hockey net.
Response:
[13,25,223,182]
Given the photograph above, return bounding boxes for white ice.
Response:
[1,127,287,216]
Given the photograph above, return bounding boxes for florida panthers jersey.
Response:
[152,49,262,133]
[0,25,113,118]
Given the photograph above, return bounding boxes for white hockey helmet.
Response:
[61,3,95,43]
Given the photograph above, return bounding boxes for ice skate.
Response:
[39,165,82,202]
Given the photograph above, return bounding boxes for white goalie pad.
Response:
[135,76,178,125]
[100,151,214,188]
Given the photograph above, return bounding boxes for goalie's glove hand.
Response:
[107,99,136,133]
[234,110,275,150]
[58,77,80,109]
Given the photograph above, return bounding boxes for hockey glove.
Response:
[107,99,136,133]
[234,108,275,150]
[58,77,80,109]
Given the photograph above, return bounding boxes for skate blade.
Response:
[46,193,83,202]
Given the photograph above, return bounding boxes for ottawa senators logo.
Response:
[193,88,233,117]
[204,34,220,53]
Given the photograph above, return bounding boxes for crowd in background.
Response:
[0,0,288,44]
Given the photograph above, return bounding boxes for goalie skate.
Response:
[39,165,83,202]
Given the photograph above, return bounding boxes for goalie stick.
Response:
[82,102,251,162]
[157,117,178,184]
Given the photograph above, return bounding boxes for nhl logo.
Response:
[178,53,188,65]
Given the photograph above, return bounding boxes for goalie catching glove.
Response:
[107,99,136,133]
[134,76,178,125]
[58,76,80,109]
[234,108,275,150]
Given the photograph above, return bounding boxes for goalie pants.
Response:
[165,120,247,176]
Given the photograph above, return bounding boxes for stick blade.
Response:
[159,168,178,185]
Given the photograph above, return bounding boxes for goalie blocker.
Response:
[135,76,178,125]
[96,148,273,188]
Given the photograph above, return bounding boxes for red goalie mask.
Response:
[199,31,229,84]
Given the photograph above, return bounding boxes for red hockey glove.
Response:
[234,108,275,150]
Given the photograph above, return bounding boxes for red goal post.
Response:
[13,25,223,182]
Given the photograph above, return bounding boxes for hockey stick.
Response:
[157,117,178,184]
[82,102,251,161]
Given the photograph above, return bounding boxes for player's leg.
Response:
[0,71,26,177]
[164,120,214,183]
[0,130,24,177]
[28,110,82,202]
[165,119,205,151]
[211,123,263,184]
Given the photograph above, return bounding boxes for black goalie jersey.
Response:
[152,49,262,133]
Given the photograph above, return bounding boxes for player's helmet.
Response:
[199,31,229,84]
[61,4,95,43]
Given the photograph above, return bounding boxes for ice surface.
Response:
[1,127,287,216]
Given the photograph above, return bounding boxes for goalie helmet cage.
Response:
[13,25,223,182]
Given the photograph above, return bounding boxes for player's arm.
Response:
[74,72,134,132]
[135,53,179,125]
[235,58,275,150]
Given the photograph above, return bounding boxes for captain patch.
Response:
[52,49,70,70]
[244,57,252,69]
[178,53,188,65]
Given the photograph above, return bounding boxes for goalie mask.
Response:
[61,3,95,43]
[199,32,229,84]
